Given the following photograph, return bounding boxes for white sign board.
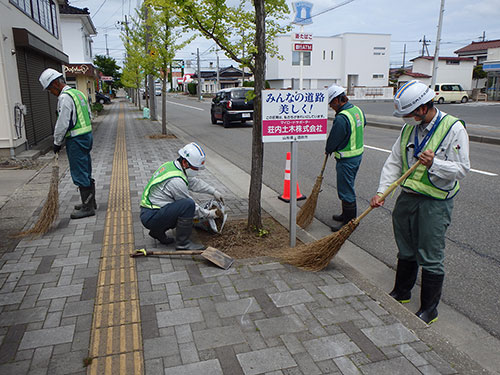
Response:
[262,90,328,143]
[293,32,313,41]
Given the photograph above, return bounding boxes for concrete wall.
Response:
[0,0,63,153]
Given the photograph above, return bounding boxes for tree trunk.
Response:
[247,0,266,230]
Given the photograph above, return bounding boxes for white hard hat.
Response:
[393,80,435,117]
[178,142,206,169]
[39,68,63,90]
[327,84,346,103]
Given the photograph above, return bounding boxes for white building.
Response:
[398,56,475,91]
[0,0,68,157]
[266,32,393,99]
[59,3,98,103]
[483,47,500,101]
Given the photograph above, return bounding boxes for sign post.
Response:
[262,89,328,246]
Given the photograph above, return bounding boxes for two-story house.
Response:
[0,0,68,156]
[59,2,98,104]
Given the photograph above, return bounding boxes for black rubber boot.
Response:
[149,230,174,245]
[70,186,96,219]
[330,201,356,232]
[332,200,347,222]
[416,270,444,324]
[175,217,205,250]
[389,259,419,303]
[75,179,97,210]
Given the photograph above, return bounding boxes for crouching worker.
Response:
[140,142,224,250]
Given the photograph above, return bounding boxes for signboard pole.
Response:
[289,141,298,247]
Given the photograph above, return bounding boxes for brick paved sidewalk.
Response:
[0,100,486,374]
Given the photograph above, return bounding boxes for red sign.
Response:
[293,43,313,51]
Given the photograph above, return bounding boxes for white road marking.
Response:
[166,100,204,111]
[364,145,497,176]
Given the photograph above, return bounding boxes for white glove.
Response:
[208,209,219,219]
[213,190,224,203]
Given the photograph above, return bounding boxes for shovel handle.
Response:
[354,160,422,224]
[130,249,204,257]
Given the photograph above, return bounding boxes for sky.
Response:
[72,0,500,70]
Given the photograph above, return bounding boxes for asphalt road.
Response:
[157,94,500,339]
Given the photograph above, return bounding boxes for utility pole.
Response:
[197,48,201,101]
[144,5,157,120]
[419,35,431,56]
[105,33,109,57]
[431,0,445,90]
[479,31,486,42]
[241,31,245,86]
[216,47,220,92]
[402,43,406,68]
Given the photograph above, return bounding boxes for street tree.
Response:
[94,55,122,93]
[151,0,290,230]
[145,2,195,134]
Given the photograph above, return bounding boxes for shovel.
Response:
[130,246,234,270]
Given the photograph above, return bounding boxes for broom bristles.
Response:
[14,163,59,238]
[296,175,323,228]
[276,220,358,271]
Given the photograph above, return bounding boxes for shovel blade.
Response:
[201,247,234,270]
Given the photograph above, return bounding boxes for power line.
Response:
[91,0,109,20]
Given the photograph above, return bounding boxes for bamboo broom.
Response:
[279,160,422,271]
[15,154,59,238]
[296,154,329,228]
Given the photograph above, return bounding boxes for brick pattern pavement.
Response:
[0,100,460,374]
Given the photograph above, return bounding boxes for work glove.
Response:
[213,190,224,203]
[53,144,62,154]
[208,209,219,219]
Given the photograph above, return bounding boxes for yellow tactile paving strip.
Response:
[88,104,144,374]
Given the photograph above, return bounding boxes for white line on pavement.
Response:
[364,145,498,177]
[166,100,204,111]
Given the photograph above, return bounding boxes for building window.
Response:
[292,51,311,66]
[373,46,386,56]
[331,51,334,60]
[373,74,384,79]
[446,60,460,65]
[323,50,325,60]
[10,0,59,38]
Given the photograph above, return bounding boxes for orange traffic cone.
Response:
[278,152,306,202]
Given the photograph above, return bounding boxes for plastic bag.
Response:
[194,198,227,234]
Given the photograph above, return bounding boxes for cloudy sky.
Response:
[74,0,500,69]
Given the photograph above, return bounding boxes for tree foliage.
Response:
[94,55,122,91]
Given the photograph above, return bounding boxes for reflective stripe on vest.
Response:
[140,161,188,209]
[400,115,464,200]
[334,105,365,159]
[63,89,92,138]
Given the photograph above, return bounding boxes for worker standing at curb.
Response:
[370,80,470,324]
[140,142,224,250]
[325,84,366,232]
[39,68,96,220]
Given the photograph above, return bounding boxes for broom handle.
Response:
[354,160,422,224]
[319,154,329,177]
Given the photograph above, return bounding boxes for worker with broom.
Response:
[325,84,366,232]
[140,142,224,250]
[370,80,470,324]
[39,68,96,220]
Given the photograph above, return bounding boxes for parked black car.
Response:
[95,92,111,104]
[210,88,254,128]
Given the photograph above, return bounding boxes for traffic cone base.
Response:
[278,152,306,202]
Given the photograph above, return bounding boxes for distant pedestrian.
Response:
[325,84,366,231]
[39,68,96,220]
[370,80,470,324]
[140,142,224,250]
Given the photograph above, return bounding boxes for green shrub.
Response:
[92,103,103,113]
[187,82,197,95]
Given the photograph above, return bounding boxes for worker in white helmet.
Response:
[39,68,96,220]
[140,142,224,250]
[370,80,470,324]
[325,84,366,232]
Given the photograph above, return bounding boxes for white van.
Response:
[434,84,469,104]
